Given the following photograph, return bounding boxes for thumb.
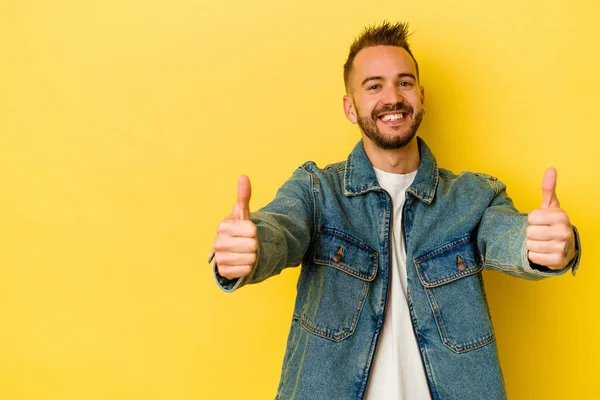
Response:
[541,167,560,208]
[237,175,252,220]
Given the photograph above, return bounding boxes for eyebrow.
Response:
[361,73,417,86]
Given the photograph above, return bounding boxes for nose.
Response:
[381,85,404,106]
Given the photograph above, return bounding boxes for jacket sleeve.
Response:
[212,165,316,292]
[476,177,581,280]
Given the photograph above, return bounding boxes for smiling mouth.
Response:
[378,112,408,124]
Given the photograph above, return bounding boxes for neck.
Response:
[362,135,421,174]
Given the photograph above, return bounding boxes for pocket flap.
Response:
[313,227,378,281]
[414,235,482,288]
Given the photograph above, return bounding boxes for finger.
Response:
[528,209,569,226]
[217,265,253,280]
[525,225,557,241]
[214,237,258,253]
[214,251,257,267]
[525,239,567,254]
[527,223,572,242]
[237,175,252,220]
[541,168,560,209]
[527,251,564,270]
[216,220,258,238]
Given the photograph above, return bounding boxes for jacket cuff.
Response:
[568,225,582,276]
[213,261,246,292]
[523,225,582,277]
[207,247,246,292]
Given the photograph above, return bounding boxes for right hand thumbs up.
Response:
[212,175,258,280]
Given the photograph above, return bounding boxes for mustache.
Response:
[372,102,413,118]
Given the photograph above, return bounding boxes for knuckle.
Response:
[560,228,572,241]
[554,228,568,241]
[551,254,563,267]
[217,221,228,233]
[528,253,540,264]
[558,213,569,224]
[526,225,534,237]
[217,265,230,279]
[214,254,226,265]
[248,223,258,237]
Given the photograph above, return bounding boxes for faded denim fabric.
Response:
[213,137,581,400]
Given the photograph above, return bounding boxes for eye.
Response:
[399,81,413,88]
[367,84,381,90]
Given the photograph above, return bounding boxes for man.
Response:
[209,22,581,399]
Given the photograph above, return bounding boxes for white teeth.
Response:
[381,113,404,121]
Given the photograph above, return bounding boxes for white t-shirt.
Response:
[364,168,431,400]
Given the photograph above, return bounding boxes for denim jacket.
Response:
[213,137,581,400]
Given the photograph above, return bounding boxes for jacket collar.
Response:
[343,136,439,204]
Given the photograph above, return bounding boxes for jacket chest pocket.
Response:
[296,227,378,342]
[414,235,495,353]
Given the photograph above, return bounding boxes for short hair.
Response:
[343,21,419,90]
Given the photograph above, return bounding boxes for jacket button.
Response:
[334,253,343,263]
[457,255,467,271]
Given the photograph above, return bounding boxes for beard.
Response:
[357,102,424,150]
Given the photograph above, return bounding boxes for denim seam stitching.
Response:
[406,284,440,399]
[318,227,377,254]
[477,272,496,325]
[312,258,377,281]
[414,234,472,263]
[296,280,369,342]
[313,228,378,281]
[416,264,483,288]
[484,257,524,273]
[425,285,495,353]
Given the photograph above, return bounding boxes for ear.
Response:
[343,95,358,124]
[420,85,425,106]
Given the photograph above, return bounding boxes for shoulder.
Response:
[299,160,344,173]
[438,168,502,195]
[291,160,347,196]
[297,160,346,181]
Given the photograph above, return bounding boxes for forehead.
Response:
[351,45,417,83]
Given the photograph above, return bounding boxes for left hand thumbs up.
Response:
[526,168,576,270]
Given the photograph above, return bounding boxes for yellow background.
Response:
[1,0,598,399]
